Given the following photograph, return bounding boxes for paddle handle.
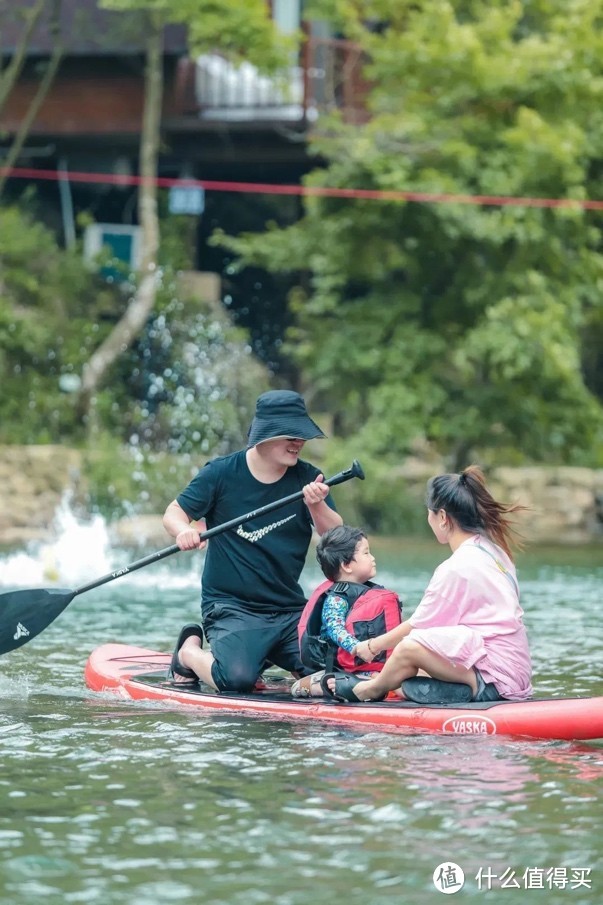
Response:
[72,460,364,597]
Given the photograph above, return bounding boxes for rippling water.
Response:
[1,527,602,904]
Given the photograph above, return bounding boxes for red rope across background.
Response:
[3,165,603,210]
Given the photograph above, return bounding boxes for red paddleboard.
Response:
[85,644,603,741]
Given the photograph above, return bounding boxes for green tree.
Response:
[0,201,119,443]
[217,0,603,468]
[76,0,291,422]
[0,199,269,456]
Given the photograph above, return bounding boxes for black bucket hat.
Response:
[247,390,326,448]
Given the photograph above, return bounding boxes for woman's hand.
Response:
[355,639,377,662]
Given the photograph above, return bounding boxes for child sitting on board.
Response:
[292,525,402,697]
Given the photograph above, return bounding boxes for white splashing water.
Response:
[0,495,200,592]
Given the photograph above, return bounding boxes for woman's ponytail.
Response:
[427,465,527,558]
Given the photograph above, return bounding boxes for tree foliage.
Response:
[0,201,117,443]
[2,5,282,450]
[102,0,290,67]
[74,0,289,418]
[218,0,603,467]
[0,199,268,451]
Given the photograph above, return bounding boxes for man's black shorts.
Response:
[203,603,311,693]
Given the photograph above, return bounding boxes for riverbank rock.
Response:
[110,513,171,549]
[0,445,83,545]
[491,466,603,545]
[0,445,602,547]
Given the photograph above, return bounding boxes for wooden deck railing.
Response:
[172,35,370,126]
[301,36,371,124]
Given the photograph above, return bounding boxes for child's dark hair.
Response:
[316,525,367,581]
[426,465,527,559]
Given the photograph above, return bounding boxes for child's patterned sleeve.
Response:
[321,593,358,654]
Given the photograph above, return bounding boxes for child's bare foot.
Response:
[291,670,326,698]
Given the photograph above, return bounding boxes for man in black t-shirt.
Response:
[162,390,343,693]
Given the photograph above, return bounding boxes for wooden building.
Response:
[0,1,368,209]
[1,0,369,353]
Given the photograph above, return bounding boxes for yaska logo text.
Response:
[442,715,497,735]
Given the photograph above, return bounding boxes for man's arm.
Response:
[163,500,207,551]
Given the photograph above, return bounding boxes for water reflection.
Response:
[1,526,602,904]
[0,698,601,904]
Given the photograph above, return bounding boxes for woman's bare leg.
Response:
[342,639,478,701]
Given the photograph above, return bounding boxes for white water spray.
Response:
[0,494,201,592]
[0,495,113,588]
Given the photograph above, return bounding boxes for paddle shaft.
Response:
[70,459,365,598]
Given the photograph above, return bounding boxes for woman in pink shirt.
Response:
[323,466,533,704]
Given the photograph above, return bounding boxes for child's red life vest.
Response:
[298,579,403,673]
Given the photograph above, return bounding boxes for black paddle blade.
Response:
[0,588,75,655]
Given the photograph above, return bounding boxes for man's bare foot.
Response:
[168,624,203,684]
